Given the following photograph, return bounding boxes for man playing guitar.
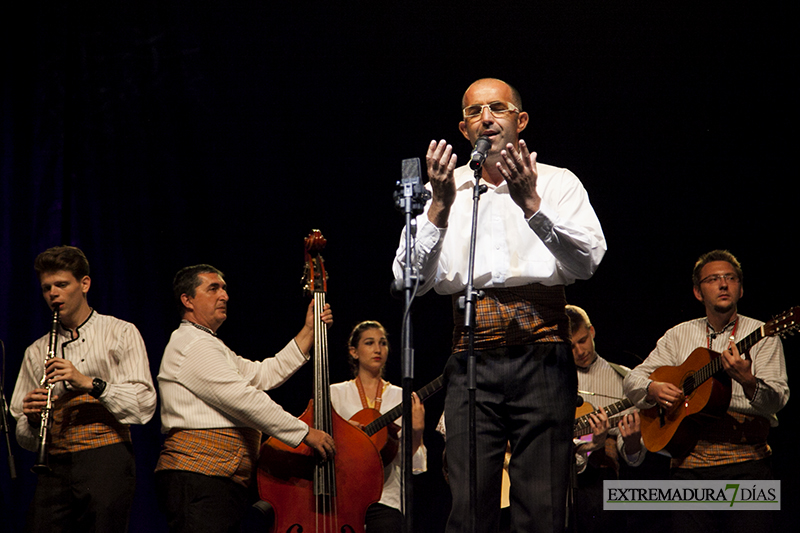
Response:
[623,250,789,533]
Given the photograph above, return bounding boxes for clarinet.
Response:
[32,306,60,474]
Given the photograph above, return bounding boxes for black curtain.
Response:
[2,2,796,532]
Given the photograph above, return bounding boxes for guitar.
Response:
[640,306,798,457]
[573,398,635,438]
[349,374,444,465]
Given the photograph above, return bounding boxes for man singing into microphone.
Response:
[393,78,606,533]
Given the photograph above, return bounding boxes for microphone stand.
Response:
[457,163,487,533]
[1,340,17,480]
[393,159,430,533]
[568,395,585,533]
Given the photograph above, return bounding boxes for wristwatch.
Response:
[89,377,107,399]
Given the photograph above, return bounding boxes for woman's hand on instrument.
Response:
[411,392,425,453]
[346,419,366,431]
[302,301,332,330]
[304,427,337,461]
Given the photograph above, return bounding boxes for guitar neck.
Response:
[364,375,444,436]
[574,413,629,438]
[737,327,765,354]
[574,398,634,433]
[686,326,764,395]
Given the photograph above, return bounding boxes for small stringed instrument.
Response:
[573,398,635,438]
[640,306,798,457]
[349,374,444,466]
[257,230,384,533]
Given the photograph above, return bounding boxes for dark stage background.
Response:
[1,2,796,532]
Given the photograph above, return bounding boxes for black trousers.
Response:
[155,470,250,533]
[443,343,576,533]
[364,502,403,532]
[26,442,136,533]
[671,458,774,533]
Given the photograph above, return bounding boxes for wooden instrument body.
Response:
[349,407,400,467]
[573,397,635,438]
[258,400,384,533]
[574,402,594,420]
[640,347,731,456]
[350,374,443,468]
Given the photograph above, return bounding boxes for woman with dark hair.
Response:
[330,321,427,532]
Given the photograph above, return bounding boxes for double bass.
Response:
[257,230,384,533]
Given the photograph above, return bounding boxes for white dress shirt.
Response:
[393,162,606,295]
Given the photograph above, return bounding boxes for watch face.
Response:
[91,378,106,397]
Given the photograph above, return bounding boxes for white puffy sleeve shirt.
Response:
[158,322,310,448]
[11,311,156,451]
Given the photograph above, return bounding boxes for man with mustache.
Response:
[393,78,606,533]
[624,250,789,533]
[155,264,335,533]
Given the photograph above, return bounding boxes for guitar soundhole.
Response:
[681,371,696,396]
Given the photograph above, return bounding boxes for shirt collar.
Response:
[705,316,738,338]
[182,319,217,337]
[576,354,598,373]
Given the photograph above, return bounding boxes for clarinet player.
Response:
[10,246,157,533]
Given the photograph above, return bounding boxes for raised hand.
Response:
[425,139,458,228]
[497,139,541,218]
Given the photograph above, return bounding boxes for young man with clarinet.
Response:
[10,245,156,533]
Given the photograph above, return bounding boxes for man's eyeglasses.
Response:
[462,101,520,120]
[699,273,740,285]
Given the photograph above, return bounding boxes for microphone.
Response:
[468,136,491,170]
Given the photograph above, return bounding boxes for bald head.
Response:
[462,78,523,111]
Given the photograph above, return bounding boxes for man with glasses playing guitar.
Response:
[623,249,791,533]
